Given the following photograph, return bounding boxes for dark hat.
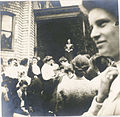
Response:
[83,0,118,19]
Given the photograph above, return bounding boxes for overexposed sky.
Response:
[59,0,82,6]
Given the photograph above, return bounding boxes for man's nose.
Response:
[90,26,100,41]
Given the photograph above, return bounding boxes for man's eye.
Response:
[97,20,110,27]
[98,22,107,27]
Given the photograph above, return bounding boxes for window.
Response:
[1,11,15,51]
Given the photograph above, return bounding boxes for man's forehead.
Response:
[88,8,116,24]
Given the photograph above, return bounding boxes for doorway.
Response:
[37,16,85,61]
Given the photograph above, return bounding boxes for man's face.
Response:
[88,8,119,61]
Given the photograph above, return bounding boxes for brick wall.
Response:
[0,1,35,65]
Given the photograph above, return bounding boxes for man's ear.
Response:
[115,20,119,26]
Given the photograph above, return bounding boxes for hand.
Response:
[2,87,9,102]
[96,66,118,103]
[4,94,9,102]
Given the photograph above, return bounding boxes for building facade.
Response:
[0,1,97,65]
[1,1,34,65]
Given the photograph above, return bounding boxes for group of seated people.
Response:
[1,52,119,116]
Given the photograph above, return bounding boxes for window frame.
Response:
[1,11,15,51]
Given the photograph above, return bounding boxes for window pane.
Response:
[2,15,12,31]
[1,31,12,49]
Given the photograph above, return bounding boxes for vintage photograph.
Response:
[0,0,119,116]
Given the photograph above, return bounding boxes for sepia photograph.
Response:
[0,0,120,116]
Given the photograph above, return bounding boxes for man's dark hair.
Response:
[83,0,118,20]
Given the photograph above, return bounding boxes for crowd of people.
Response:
[1,52,118,116]
[1,0,120,116]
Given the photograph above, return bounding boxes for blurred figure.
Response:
[90,53,115,73]
[2,58,20,117]
[41,56,59,80]
[1,84,9,102]
[20,58,29,76]
[27,57,41,79]
[15,80,30,116]
[55,55,98,116]
[72,54,90,78]
[5,58,19,79]
[64,39,74,62]
[1,58,5,74]
[72,54,98,80]
[58,56,70,76]
[16,67,31,89]
[27,57,43,113]
[59,56,70,68]
[41,56,59,114]
[37,56,44,70]
[65,66,76,79]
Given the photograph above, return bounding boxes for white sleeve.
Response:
[82,96,103,116]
